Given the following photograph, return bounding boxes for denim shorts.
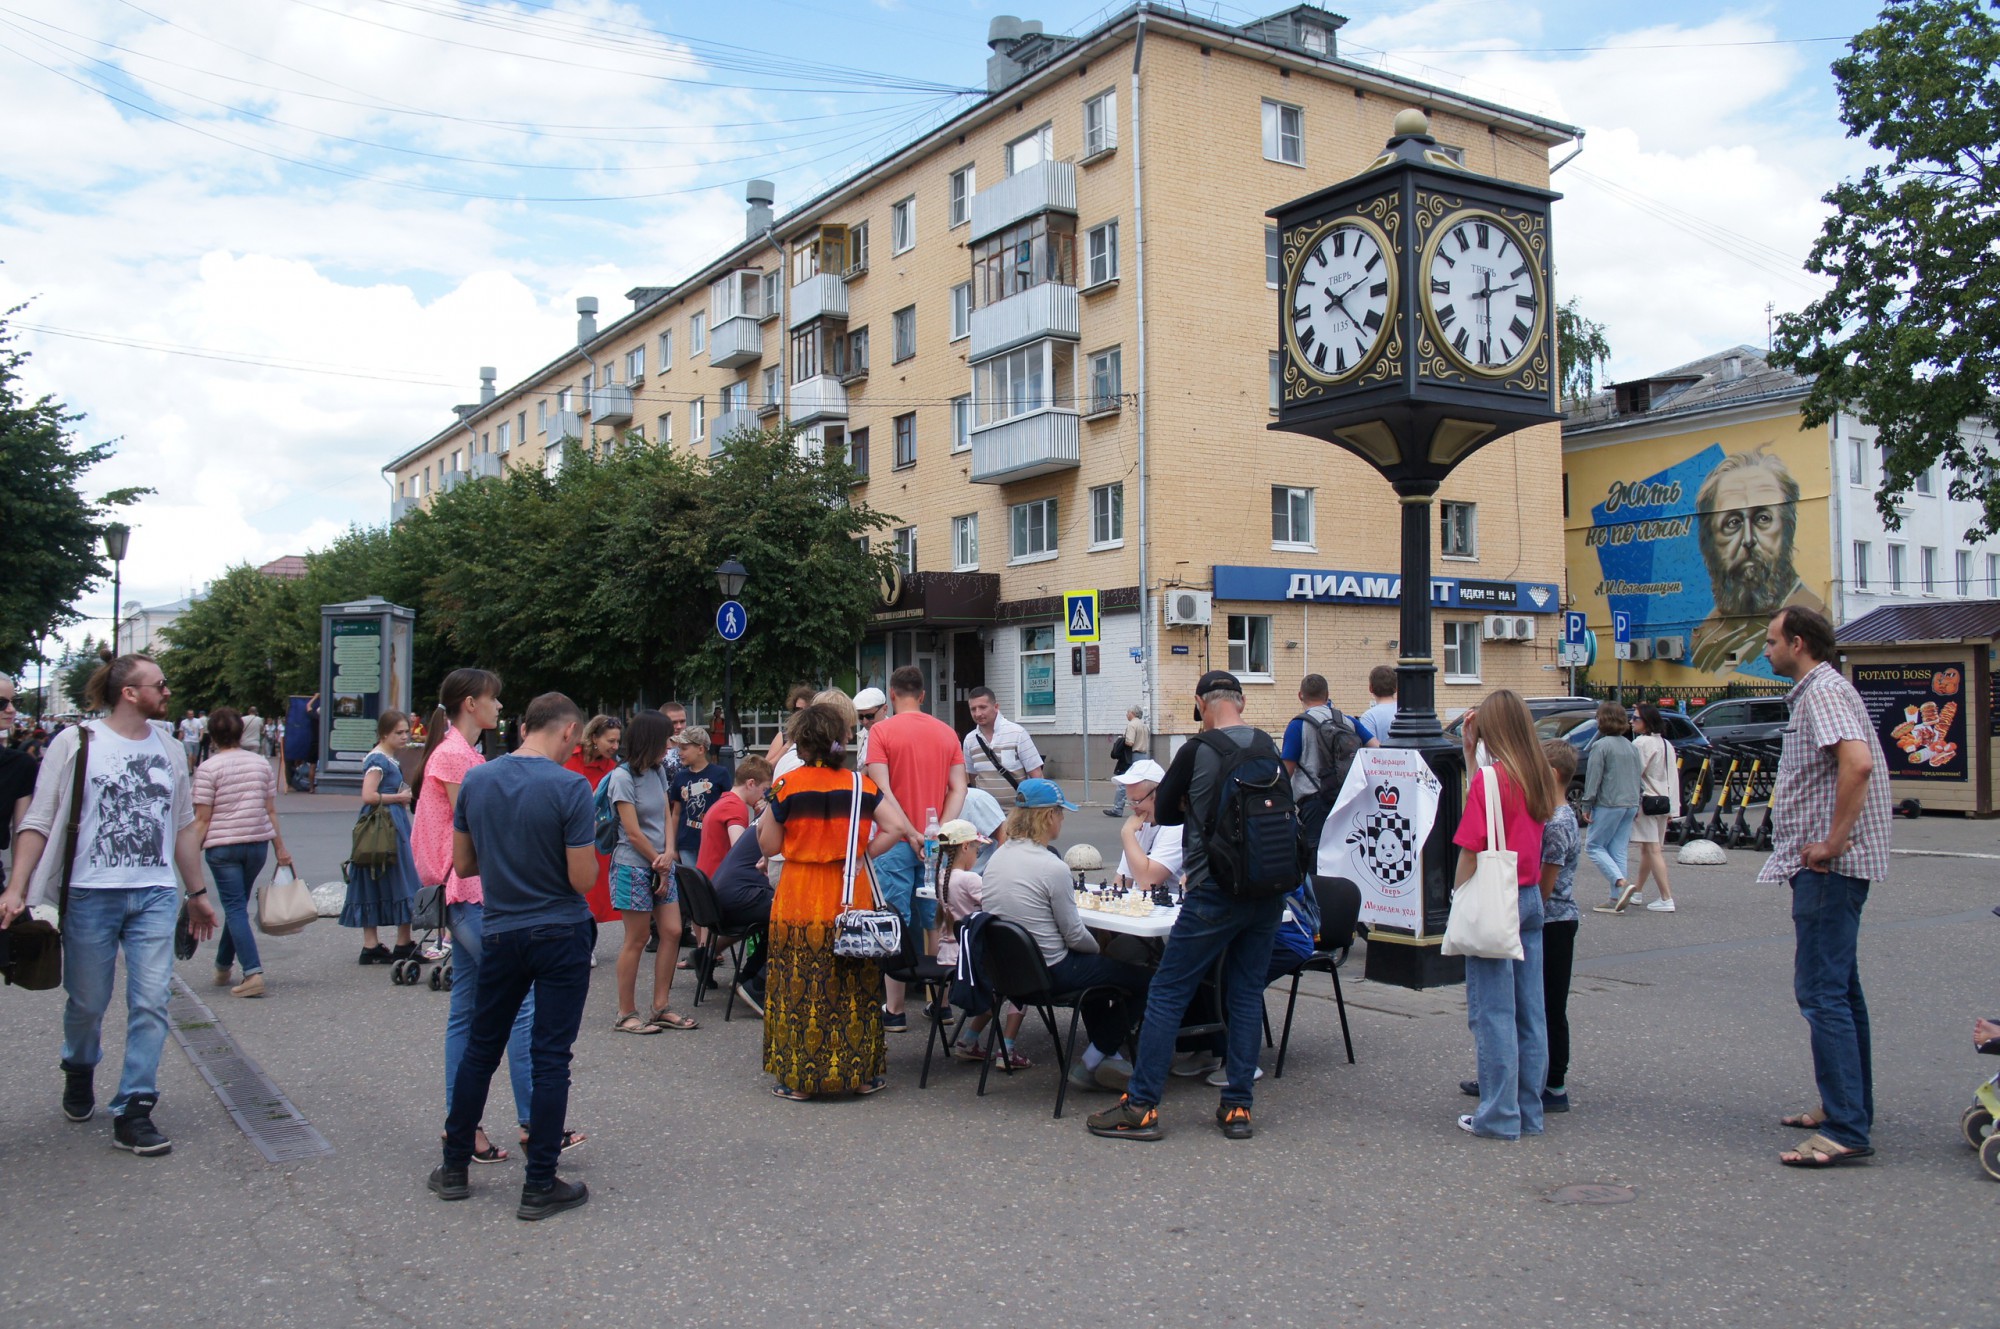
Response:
[610,862,677,911]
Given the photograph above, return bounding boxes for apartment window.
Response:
[1011,497,1057,562]
[1269,351,1281,413]
[1990,552,2000,595]
[557,386,573,412]
[1271,485,1314,549]
[974,340,1076,426]
[1922,545,1939,593]
[951,394,972,453]
[581,370,593,398]
[659,329,673,369]
[1916,465,1935,495]
[894,525,917,575]
[1090,483,1124,548]
[720,380,749,413]
[1888,542,1907,591]
[1006,123,1052,175]
[848,221,869,274]
[657,413,673,445]
[949,165,975,228]
[690,311,706,355]
[1227,614,1272,678]
[1083,88,1117,157]
[1262,99,1304,165]
[849,426,870,478]
[891,197,916,254]
[450,448,462,473]
[1020,625,1056,718]
[972,214,1076,305]
[1849,435,1866,485]
[1085,219,1119,287]
[950,282,972,341]
[1442,621,1481,682]
[1441,501,1478,558]
[691,396,706,442]
[759,270,780,318]
[791,323,841,381]
[1266,226,1282,288]
[761,365,782,407]
[894,412,917,468]
[1088,346,1121,415]
[892,305,917,363]
[845,326,870,378]
[952,513,979,569]
[1852,540,1869,590]
[1957,549,1973,596]
[537,400,548,434]
[495,421,511,452]
[624,346,645,382]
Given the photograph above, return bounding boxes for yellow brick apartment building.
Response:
[384,5,1580,772]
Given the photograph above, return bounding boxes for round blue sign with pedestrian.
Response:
[716,600,747,641]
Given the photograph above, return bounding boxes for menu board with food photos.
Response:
[1852,662,1966,782]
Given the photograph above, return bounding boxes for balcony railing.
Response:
[547,410,582,441]
[789,273,849,329]
[968,282,1080,363]
[787,374,848,424]
[969,159,1077,242]
[468,452,503,480]
[710,408,761,452]
[586,384,633,423]
[969,408,1080,484]
[437,468,467,493]
[391,495,417,523]
[709,315,764,369]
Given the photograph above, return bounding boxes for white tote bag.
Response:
[256,863,320,937]
[1440,765,1524,961]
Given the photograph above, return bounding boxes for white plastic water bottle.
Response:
[916,807,942,900]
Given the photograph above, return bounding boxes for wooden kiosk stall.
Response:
[1837,602,2000,817]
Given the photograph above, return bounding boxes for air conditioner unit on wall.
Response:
[1482,614,1513,641]
[1654,636,1686,661]
[1165,589,1212,627]
[1628,639,1655,661]
[1511,616,1536,641]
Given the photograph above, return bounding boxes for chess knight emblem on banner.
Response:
[1317,748,1443,932]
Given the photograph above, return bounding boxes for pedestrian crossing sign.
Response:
[1063,590,1101,643]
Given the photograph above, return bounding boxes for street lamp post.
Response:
[716,557,748,760]
[103,524,130,656]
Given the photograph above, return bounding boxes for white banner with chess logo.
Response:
[1317,748,1442,934]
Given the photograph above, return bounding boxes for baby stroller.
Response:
[1960,1031,2000,1179]
[392,883,453,990]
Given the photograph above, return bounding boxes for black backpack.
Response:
[1299,705,1361,802]
[1194,730,1304,899]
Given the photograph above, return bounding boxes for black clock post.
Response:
[1270,109,1561,989]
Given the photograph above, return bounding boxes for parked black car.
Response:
[1689,696,1791,746]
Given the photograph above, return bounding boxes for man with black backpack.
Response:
[1281,674,1361,850]
[1088,671,1298,1143]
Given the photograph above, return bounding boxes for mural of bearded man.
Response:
[1689,448,1827,672]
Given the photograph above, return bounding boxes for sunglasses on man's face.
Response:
[0,696,15,709]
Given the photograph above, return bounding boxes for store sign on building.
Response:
[1212,565,1559,612]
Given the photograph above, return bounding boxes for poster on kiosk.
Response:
[317,598,415,791]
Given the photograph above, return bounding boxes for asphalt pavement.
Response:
[3,785,1998,1327]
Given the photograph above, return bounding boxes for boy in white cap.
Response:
[1112,759,1182,892]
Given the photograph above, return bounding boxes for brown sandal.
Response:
[1780,1108,1827,1130]
[1779,1133,1873,1168]
[648,1008,698,1030]
[612,1014,663,1035]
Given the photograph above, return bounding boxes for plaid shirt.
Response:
[1759,662,1893,883]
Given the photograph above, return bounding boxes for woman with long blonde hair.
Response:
[1453,689,1560,1141]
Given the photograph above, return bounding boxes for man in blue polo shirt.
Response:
[429,692,597,1221]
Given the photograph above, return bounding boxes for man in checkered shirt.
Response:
[1758,606,1891,1169]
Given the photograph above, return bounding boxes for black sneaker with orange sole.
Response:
[1216,1104,1254,1140]
[1086,1095,1162,1141]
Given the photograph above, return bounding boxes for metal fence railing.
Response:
[1575,679,1788,711]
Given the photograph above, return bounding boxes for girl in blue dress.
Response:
[343,710,421,963]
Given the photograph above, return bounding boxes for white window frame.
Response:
[892,305,917,363]
[1271,485,1314,551]
[495,420,511,452]
[1989,552,2000,595]
[1006,123,1053,176]
[1848,434,1866,485]
[1261,99,1303,166]
[1087,346,1121,416]
[894,525,917,575]
[1010,497,1058,564]
[950,282,972,342]
[949,165,975,228]
[891,196,916,254]
[1269,350,1281,414]
[974,339,1076,427]
[1957,549,1973,597]
[537,399,548,434]
[1266,226,1282,288]
[624,346,645,383]
[658,329,673,370]
[1441,621,1481,683]
[1019,625,1057,718]
[1922,545,1939,594]
[1916,465,1935,495]
[759,270,781,319]
[951,394,972,453]
[952,513,979,570]
[1441,501,1478,559]
[1853,540,1870,590]
[657,413,673,445]
[691,396,706,442]
[1083,88,1117,158]
[1090,482,1124,550]
[690,311,706,356]
[1085,219,1119,288]
[1226,613,1273,680]
[1888,542,1907,592]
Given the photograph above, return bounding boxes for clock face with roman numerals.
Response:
[1284,217,1396,384]
[1421,210,1544,377]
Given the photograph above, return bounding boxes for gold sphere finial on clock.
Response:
[1392,107,1430,138]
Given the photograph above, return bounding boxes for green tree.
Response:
[54,635,106,713]
[1556,297,1613,404]
[0,307,147,673]
[1772,0,2000,532]
[154,565,297,715]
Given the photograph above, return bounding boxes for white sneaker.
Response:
[1206,1065,1265,1088]
[1646,899,1677,912]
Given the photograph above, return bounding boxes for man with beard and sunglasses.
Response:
[1688,449,1828,673]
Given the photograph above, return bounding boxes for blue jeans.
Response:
[1791,868,1872,1150]
[1045,952,1152,1055]
[1584,804,1638,896]
[205,841,268,975]
[870,842,938,933]
[444,921,592,1186]
[61,886,179,1115]
[1463,885,1548,1139]
[1126,888,1286,1109]
[445,902,534,1129]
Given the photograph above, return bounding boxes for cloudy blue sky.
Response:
[1,0,1886,652]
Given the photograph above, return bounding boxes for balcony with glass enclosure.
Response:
[969,159,1076,242]
[710,269,766,368]
[968,339,1079,484]
[789,225,852,329]
[969,213,1079,363]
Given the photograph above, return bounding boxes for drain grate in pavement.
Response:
[1545,1183,1635,1205]
[166,977,334,1164]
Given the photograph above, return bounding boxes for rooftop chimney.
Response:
[745,179,775,240]
[576,296,599,345]
[1720,355,1743,381]
[478,366,497,404]
[987,15,1028,92]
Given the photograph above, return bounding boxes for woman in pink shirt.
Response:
[193,707,291,999]
[1452,690,1560,1141]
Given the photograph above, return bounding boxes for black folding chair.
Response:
[879,920,956,1088]
[1272,876,1360,1078]
[970,919,1133,1119]
[674,865,757,1021]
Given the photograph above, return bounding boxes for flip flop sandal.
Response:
[853,1076,888,1096]
[441,1131,509,1164]
[648,1009,698,1030]
[612,1014,663,1035]
[1780,1108,1828,1129]
[1779,1133,1874,1168]
[519,1130,587,1153]
[772,1084,814,1101]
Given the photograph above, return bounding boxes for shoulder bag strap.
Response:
[60,726,91,927]
[974,733,1021,790]
[839,772,864,910]
[1483,764,1506,857]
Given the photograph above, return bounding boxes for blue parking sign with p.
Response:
[1612,611,1631,644]
[1063,590,1100,643]
[1564,611,1587,646]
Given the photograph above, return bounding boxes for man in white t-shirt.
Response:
[961,687,1044,792]
[1112,759,1183,891]
[1,654,216,1156]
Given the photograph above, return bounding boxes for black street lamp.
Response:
[103,523,130,656]
[716,557,748,759]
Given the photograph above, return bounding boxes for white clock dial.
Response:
[1425,213,1541,373]
[1288,222,1392,380]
